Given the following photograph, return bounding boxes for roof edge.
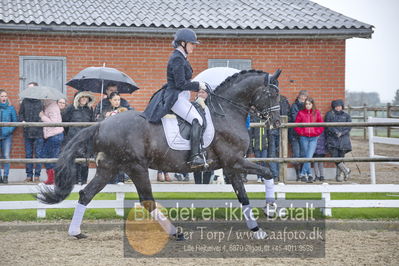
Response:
[0,24,373,39]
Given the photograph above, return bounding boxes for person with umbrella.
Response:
[66,66,139,120]
[93,83,132,120]
[143,28,210,169]
[39,97,64,185]
[18,82,44,182]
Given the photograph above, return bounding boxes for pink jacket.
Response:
[41,100,64,139]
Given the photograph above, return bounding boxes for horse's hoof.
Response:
[73,233,88,239]
[263,202,277,218]
[253,228,268,240]
[172,233,185,241]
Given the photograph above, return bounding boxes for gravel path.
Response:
[0,220,398,266]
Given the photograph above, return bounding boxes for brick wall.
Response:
[0,33,345,164]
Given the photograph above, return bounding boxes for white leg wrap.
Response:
[253,228,268,240]
[150,208,177,235]
[242,204,258,230]
[264,179,275,204]
[68,203,87,236]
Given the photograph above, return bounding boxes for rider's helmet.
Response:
[172,28,200,48]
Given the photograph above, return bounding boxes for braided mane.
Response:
[213,69,266,93]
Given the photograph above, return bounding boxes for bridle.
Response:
[207,74,280,122]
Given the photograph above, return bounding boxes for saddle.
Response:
[161,102,215,151]
[175,101,207,141]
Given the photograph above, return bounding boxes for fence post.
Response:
[280,116,288,183]
[37,194,46,218]
[363,104,368,140]
[368,117,376,184]
[276,183,286,199]
[387,103,391,137]
[321,183,332,217]
[115,191,125,217]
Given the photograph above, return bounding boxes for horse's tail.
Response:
[37,124,100,204]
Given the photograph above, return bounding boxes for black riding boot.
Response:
[188,119,206,169]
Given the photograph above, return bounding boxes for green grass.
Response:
[0,192,398,221]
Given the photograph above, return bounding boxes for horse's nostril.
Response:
[274,120,281,128]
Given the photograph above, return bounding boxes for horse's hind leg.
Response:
[68,164,117,238]
[126,165,180,238]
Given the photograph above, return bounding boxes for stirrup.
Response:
[188,155,206,169]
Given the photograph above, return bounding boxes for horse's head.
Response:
[250,69,282,129]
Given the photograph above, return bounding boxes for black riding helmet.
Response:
[172,28,200,54]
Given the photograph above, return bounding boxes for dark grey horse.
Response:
[38,69,281,239]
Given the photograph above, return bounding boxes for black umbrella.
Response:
[66,67,139,94]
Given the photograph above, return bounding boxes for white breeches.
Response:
[171,91,203,125]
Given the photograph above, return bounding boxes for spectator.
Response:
[294,97,324,183]
[193,171,212,184]
[57,98,68,137]
[39,99,64,185]
[96,91,130,183]
[96,91,128,121]
[267,95,290,182]
[325,99,352,182]
[62,91,95,184]
[289,90,308,181]
[19,82,44,182]
[250,114,268,183]
[313,131,327,182]
[0,89,17,184]
[57,98,67,114]
[157,171,171,182]
[174,173,189,182]
[94,83,132,120]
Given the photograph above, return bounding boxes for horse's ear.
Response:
[271,69,282,80]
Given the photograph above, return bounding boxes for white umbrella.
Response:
[193,67,240,90]
[19,85,65,100]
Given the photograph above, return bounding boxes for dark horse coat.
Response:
[37,70,282,239]
[143,49,201,123]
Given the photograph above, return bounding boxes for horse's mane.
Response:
[213,69,266,93]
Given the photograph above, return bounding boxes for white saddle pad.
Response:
[161,106,215,150]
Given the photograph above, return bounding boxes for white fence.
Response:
[368,117,399,184]
[1,183,398,218]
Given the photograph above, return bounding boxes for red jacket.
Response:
[294,109,324,137]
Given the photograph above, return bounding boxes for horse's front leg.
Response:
[230,158,277,217]
[225,169,268,240]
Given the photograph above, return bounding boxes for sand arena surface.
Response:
[0,220,398,265]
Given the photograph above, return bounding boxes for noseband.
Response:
[250,76,280,122]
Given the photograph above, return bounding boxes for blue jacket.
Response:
[143,49,200,123]
[0,102,17,138]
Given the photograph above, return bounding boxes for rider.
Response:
[143,28,209,168]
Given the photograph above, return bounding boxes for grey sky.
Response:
[312,0,399,103]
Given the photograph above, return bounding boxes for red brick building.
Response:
[0,0,372,178]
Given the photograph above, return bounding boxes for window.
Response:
[19,56,66,93]
[208,59,252,70]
